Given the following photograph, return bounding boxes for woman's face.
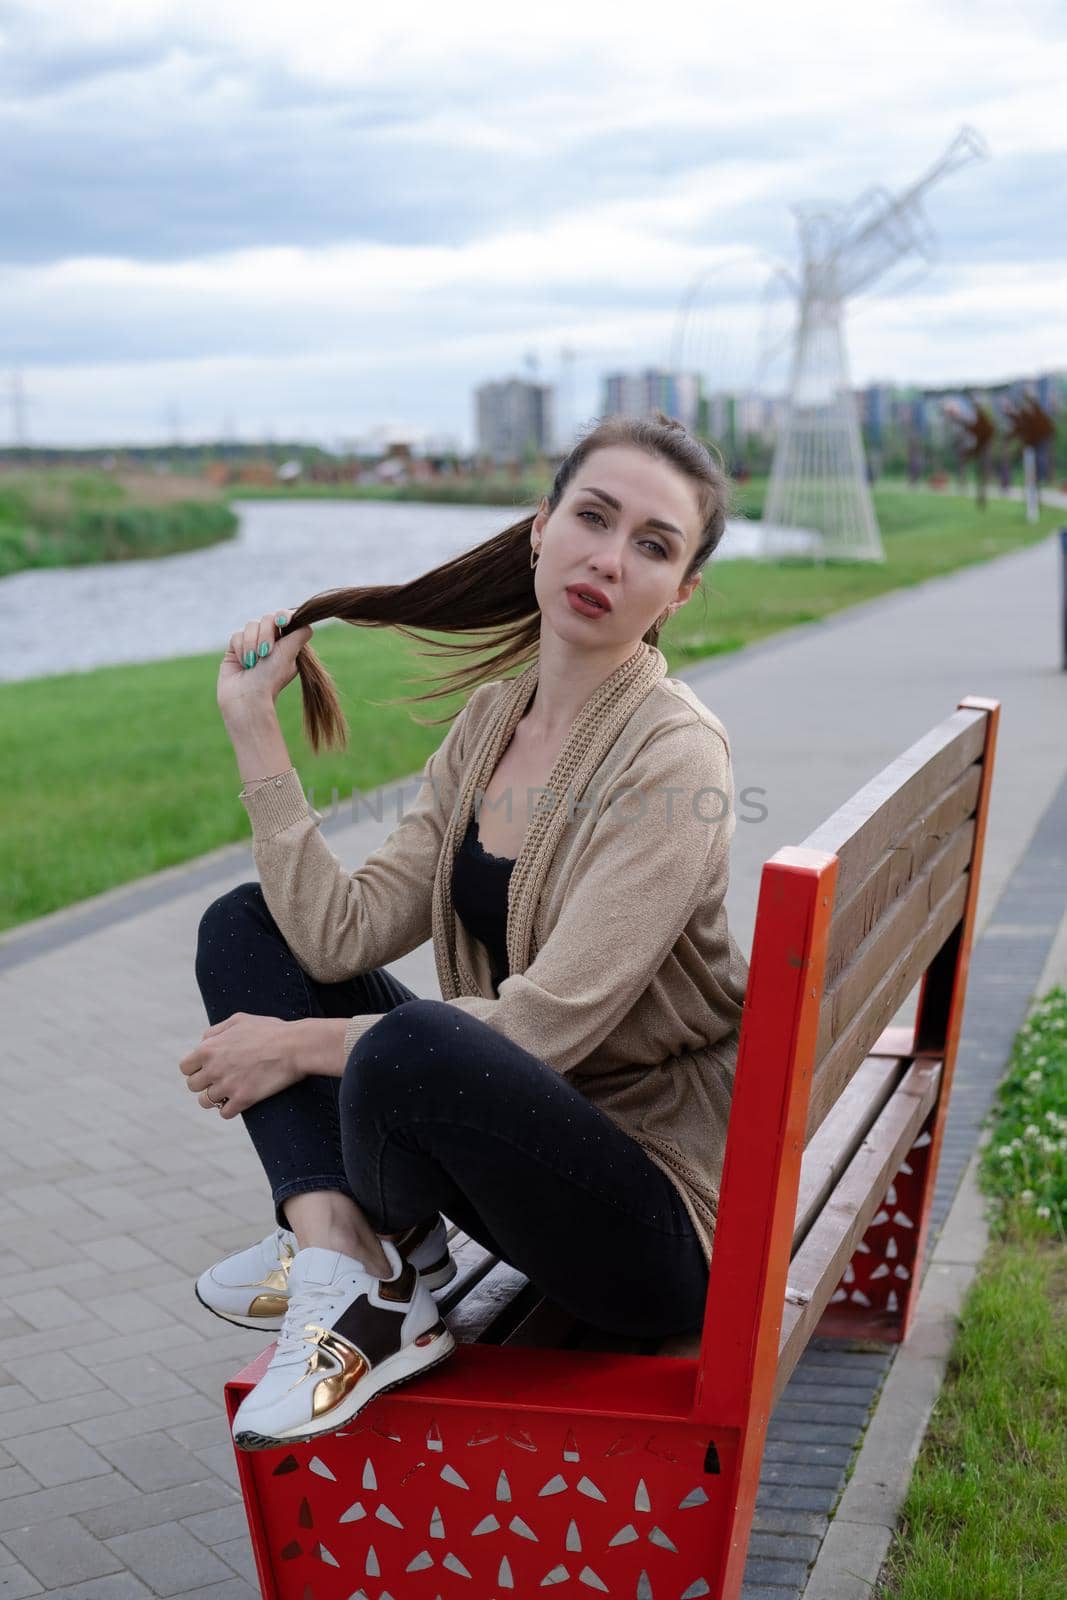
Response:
[531,445,703,647]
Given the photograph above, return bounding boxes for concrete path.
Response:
[1,530,1065,1598]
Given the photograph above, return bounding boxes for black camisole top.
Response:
[451,812,515,990]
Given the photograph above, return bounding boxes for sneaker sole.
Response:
[233,1321,457,1451]
[195,1254,457,1330]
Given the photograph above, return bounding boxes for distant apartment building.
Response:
[704,390,784,448]
[602,369,702,433]
[475,379,554,465]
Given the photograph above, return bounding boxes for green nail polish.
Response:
[243,649,256,668]
[258,641,270,658]
[275,614,287,627]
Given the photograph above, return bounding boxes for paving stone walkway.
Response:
[2,526,1065,1598]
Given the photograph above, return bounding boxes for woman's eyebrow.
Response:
[578,485,686,543]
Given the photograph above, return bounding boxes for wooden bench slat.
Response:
[816,817,976,1062]
[775,1058,943,1401]
[802,708,986,907]
[445,1255,531,1342]
[867,1024,920,1057]
[792,1054,903,1249]
[438,1230,509,1312]
[806,873,966,1138]
[823,762,982,985]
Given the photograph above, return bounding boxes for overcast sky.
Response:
[2,0,1064,448]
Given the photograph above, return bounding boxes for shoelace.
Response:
[272,1280,355,1364]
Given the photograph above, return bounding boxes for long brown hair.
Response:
[282,410,733,749]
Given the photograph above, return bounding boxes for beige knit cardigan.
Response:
[239,642,750,1262]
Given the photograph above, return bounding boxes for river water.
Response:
[4,498,807,683]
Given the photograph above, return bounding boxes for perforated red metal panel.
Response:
[818,1118,934,1340]
[227,1368,731,1600]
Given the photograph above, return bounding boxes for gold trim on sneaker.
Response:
[301,1325,369,1419]
[247,1292,289,1319]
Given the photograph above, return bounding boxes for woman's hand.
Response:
[179,1012,303,1119]
[217,608,313,729]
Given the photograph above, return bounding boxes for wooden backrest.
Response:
[692,697,999,1440]
[802,703,989,1138]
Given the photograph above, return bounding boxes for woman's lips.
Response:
[566,589,611,617]
[563,585,614,614]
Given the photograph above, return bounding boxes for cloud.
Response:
[0,0,1064,444]
[3,0,1062,269]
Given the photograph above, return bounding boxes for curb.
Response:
[800,1148,991,1600]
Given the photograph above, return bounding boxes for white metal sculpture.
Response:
[764,126,988,561]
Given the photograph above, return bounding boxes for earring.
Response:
[655,606,671,629]
[530,547,540,569]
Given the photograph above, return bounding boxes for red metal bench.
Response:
[226,693,999,1600]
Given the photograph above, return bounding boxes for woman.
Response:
[183,412,750,1452]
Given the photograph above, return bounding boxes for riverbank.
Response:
[0,469,238,576]
[223,475,555,506]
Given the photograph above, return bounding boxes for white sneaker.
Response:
[195,1226,297,1331]
[230,1241,455,1450]
[196,1216,456,1332]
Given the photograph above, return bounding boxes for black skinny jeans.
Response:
[194,882,708,1339]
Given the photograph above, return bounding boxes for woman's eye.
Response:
[578,509,667,557]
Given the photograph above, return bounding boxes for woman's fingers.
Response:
[226,630,245,664]
[197,1088,234,1113]
[181,1049,222,1097]
[239,616,268,670]
[235,609,306,672]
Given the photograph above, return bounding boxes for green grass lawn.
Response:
[877,988,1067,1600]
[1,485,1061,933]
